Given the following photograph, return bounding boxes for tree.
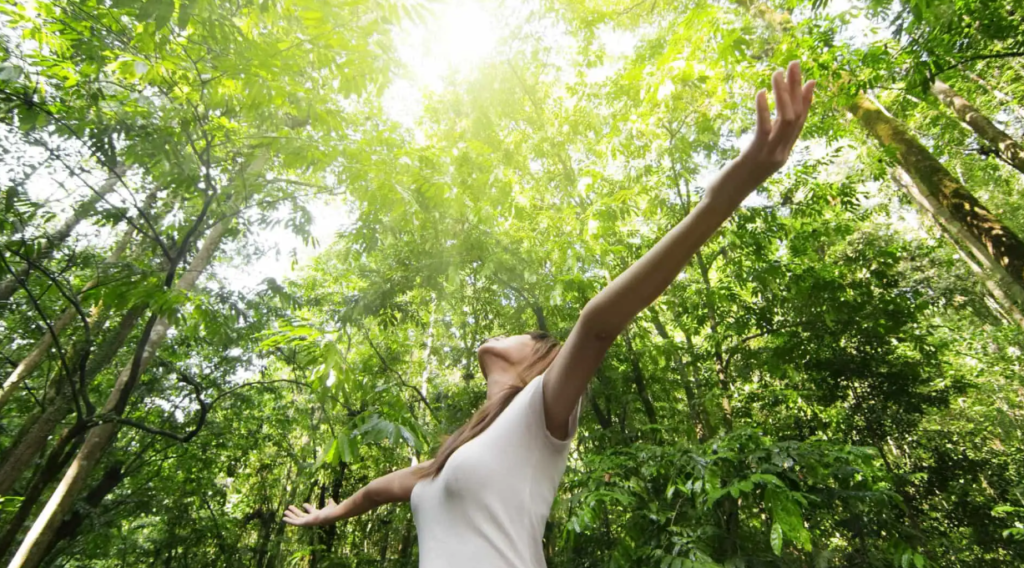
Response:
[849,93,1024,324]
[930,79,1024,176]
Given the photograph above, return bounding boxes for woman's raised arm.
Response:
[283,461,431,527]
[542,62,816,439]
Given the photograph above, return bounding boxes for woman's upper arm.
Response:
[542,310,617,440]
[368,461,432,504]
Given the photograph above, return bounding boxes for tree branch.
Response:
[361,328,436,416]
[930,51,1024,80]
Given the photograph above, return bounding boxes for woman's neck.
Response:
[483,361,520,402]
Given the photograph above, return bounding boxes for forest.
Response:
[1,0,1023,566]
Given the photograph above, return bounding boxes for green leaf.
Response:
[177,0,193,27]
[0,63,23,82]
[771,522,783,556]
[324,439,339,466]
[154,0,174,30]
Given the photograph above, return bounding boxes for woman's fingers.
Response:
[781,79,817,150]
[744,62,814,171]
[802,79,816,114]
[754,89,771,144]
[788,61,803,117]
[284,503,322,526]
[772,70,793,127]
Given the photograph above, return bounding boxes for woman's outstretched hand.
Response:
[283,499,338,527]
[706,61,816,209]
[740,60,816,181]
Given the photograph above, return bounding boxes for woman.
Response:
[283,62,816,567]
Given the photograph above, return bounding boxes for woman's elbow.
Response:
[578,304,626,343]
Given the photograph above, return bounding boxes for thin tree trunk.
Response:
[588,390,613,430]
[967,72,1024,124]
[622,330,657,425]
[8,216,231,568]
[650,310,707,440]
[397,517,415,566]
[39,463,125,561]
[0,166,124,307]
[931,79,1024,175]
[694,250,733,431]
[0,303,147,496]
[252,510,275,568]
[0,227,133,411]
[0,428,82,560]
[0,310,75,412]
[890,168,1024,329]
[850,93,1024,295]
[0,400,68,498]
[378,518,392,563]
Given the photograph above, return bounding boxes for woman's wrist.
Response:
[700,157,769,212]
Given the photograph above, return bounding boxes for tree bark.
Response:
[0,400,69,498]
[0,227,134,411]
[622,330,658,425]
[8,216,231,568]
[890,168,1024,329]
[588,390,613,430]
[39,463,125,562]
[931,79,1024,176]
[850,93,1024,295]
[0,303,147,496]
[0,166,125,308]
[650,310,707,440]
[694,251,733,431]
[0,427,82,560]
[966,72,1024,124]
[397,517,415,565]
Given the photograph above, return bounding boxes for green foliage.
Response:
[2,0,1024,567]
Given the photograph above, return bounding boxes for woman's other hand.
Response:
[282,499,338,527]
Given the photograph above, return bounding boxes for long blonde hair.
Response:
[418,331,560,479]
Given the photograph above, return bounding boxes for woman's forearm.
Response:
[580,63,814,339]
[580,158,765,338]
[319,485,380,523]
[309,465,421,525]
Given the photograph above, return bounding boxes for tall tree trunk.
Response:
[397,517,415,566]
[8,216,231,568]
[694,250,733,431]
[650,310,707,440]
[252,510,275,568]
[0,227,134,411]
[0,400,69,498]
[0,303,146,496]
[850,93,1024,295]
[967,72,1024,124]
[377,518,392,563]
[931,79,1024,175]
[0,428,82,560]
[890,168,1024,329]
[0,310,75,412]
[622,330,658,425]
[38,463,125,563]
[588,390,613,431]
[0,166,125,308]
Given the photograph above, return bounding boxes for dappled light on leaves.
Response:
[1,0,1024,567]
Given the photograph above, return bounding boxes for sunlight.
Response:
[385,0,502,125]
[416,1,499,84]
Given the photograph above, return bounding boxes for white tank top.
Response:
[410,374,579,568]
